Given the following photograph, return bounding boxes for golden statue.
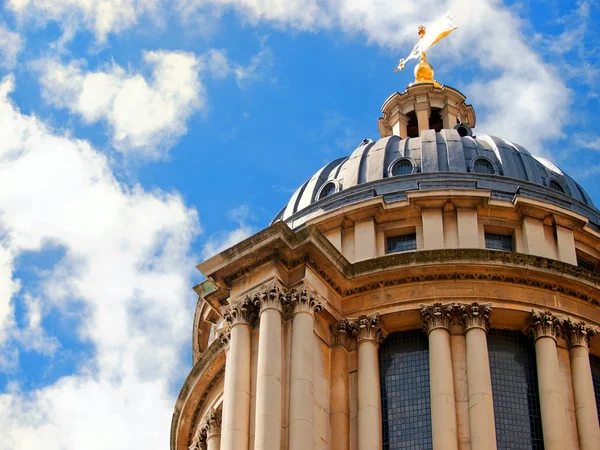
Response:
[394,16,457,88]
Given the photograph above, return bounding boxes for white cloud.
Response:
[36,50,204,159]
[201,205,255,259]
[0,74,201,449]
[0,23,23,68]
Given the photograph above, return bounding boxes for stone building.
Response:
[171,60,600,450]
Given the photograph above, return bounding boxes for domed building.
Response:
[171,61,600,450]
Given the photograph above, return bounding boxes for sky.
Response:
[0,0,598,449]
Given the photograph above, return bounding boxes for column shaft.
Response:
[221,323,252,450]
[330,345,350,450]
[428,327,458,450]
[207,434,221,450]
[465,327,496,450]
[255,307,283,450]
[357,339,382,450]
[288,311,315,450]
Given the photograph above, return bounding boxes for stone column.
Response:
[220,297,255,450]
[455,303,496,450]
[330,319,353,450]
[254,282,286,450]
[354,313,386,450]
[564,319,599,450]
[205,410,222,450]
[421,303,459,450]
[287,285,324,450]
[527,310,567,450]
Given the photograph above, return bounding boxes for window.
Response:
[577,256,596,272]
[380,330,432,449]
[472,158,495,174]
[317,182,336,200]
[485,233,513,251]
[387,233,417,253]
[548,179,565,193]
[390,158,415,176]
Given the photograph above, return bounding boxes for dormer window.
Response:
[317,182,337,201]
[548,179,565,193]
[472,158,496,175]
[390,158,416,177]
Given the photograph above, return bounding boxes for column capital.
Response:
[421,302,453,334]
[563,318,597,350]
[287,282,325,317]
[331,318,356,350]
[526,310,563,342]
[454,302,492,333]
[250,279,286,315]
[189,422,207,450]
[221,296,257,327]
[353,312,387,346]
[216,327,231,346]
[203,409,222,439]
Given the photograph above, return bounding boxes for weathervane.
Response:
[394,15,458,87]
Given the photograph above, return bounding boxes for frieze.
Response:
[563,318,597,350]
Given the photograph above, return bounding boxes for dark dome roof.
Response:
[274,129,598,229]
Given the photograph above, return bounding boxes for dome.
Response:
[274,130,599,229]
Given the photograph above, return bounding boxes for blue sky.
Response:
[0,1,598,449]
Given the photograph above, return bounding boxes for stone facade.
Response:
[172,82,600,450]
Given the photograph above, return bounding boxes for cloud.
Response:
[0,23,23,68]
[0,74,201,449]
[201,205,255,259]
[36,50,204,159]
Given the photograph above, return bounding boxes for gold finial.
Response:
[394,16,458,88]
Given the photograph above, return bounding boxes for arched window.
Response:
[406,111,418,138]
[429,108,443,132]
[548,179,565,193]
[472,158,495,175]
[317,182,336,200]
[390,158,416,176]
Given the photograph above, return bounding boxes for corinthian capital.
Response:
[526,310,563,342]
[454,302,492,332]
[353,313,387,345]
[222,296,257,327]
[331,318,357,350]
[250,279,286,314]
[287,283,325,317]
[421,303,454,334]
[203,409,222,438]
[564,318,597,350]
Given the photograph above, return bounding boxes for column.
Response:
[421,304,459,450]
[287,285,324,450]
[354,313,386,450]
[330,319,353,450]
[455,303,496,450]
[564,319,599,450]
[205,410,222,450]
[254,282,285,450]
[220,297,255,450]
[415,102,430,134]
[527,310,567,450]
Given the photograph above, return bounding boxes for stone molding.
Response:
[526,310,563,342]
[287,282,325,318]
[454,302,492,333]
[563,318,597,350]
[421,302,454,334]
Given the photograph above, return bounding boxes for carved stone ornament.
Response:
[287,283,325,317]
[421,303,454,334]
[353,313,387,345]
[216,327,231,346]
[203,409,222,438]
[331,318,357,350]
[250,279,286,314]
[221,296,257,326]
[526,310,563,342]
[454,302,492,332]
[564,318,597,350]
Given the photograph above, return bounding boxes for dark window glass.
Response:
[548,180,565,193]
[488,330,544,449]
[392,160,414,176]
[591,354,600,425]
[577,257,595,272]
[318,182,336,200]
[485,233,513,251]
[379,330,432,449]
[387,233,417,253]
[473,158,495,174]
[407,111,418,138]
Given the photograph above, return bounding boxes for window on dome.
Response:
[391,159,415,176]
[473,158,495,175]
[485,233,513,252]
[318,182,336,200]
[548,179,565,193]
[387,233,417,253]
